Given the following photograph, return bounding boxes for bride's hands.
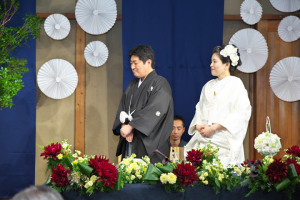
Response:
[199,125,215,137]
[196,124,205,132]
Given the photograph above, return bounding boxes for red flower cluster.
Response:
[173,161,198,187]
[40,142,62,160]
[285,158,300,175]
[88,155,118,189]
[88,155,109,170]
[186,149,203,167]
[51,164,73,188]
[96,162,118,188]
[286,146,300,157]
[266,159,288,183]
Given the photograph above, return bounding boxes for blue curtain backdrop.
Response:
[123,0,224,142]
[0,0,36,197]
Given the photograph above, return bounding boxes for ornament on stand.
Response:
[254,117,281,157]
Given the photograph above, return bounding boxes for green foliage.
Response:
[0,0,43,109]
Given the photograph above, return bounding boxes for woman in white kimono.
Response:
[185,44,251,166]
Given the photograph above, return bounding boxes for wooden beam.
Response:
[75,23,85,155]
[37,13,122,21]
[224,14,300,21]
[38,13,300,22]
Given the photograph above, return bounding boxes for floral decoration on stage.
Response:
[117,154,150,184]
[193,143,240,193]
[39,140,122,195]
[39,132,300,199]
[254,117,281,156]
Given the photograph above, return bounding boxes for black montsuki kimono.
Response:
[112,70,174,164]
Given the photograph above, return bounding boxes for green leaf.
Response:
[115,172,122,190]
[287,164,298,180]
[77,162,93,177]
[157,165,174,173]
[46,175,51,185]
[215,178,220,188]
[63,157,73,170]
[275,178,291,192]
[143,164,162,182]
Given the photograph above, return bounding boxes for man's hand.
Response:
[126,132,133,142]
[120,124,134,138]
[199,125,215,138]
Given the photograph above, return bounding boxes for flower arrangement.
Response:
[39,140,121,195]
[254,117,281,156]
[117,154,150,184]
[192,142,240,193]
[38,139,73,173]
[239,154,300,199]
[254,132,281,156]
[40,138,300,198]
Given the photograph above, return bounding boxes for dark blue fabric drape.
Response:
[122,0,224,142]
[0,0,36,197]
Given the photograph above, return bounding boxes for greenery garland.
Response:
[0,0,43,109]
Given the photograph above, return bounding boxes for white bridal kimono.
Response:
[185,76,251,166]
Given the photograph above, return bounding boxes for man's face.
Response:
[170,120,185,141]
[130,55,152,80]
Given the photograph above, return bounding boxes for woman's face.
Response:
[210,53,229,77]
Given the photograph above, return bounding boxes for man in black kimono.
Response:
[112,45,174,164]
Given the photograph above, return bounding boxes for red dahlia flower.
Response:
[51,164,73,188]
[88,155,109,170]
[173,161,198,187]
[285,158,300,175]
[96,162,118,189]
[186,149,203,167]
[40,143,62,160]
[286,146,300,157]
[266,159,288,183]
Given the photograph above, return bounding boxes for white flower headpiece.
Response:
[220,45,239,66]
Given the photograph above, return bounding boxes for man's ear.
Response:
[147,59,152,67]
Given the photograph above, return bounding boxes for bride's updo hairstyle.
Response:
[212,44,242,72]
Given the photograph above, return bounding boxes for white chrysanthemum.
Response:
[62,144,68,149]
[88,181,93,187]
[160,174,168,184]
[122,159,129,166]
[136,175,142,179]
[126,166,132,173]
[131,175,135,180]
[91,175,98,182]
[167,173,177,184]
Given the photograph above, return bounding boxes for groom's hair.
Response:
[174,115,185,127]
[129,45,155,69]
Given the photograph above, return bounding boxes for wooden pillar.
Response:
[75,23,85,154]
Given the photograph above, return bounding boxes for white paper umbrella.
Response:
[75,0,117,35]
[240,0,263,25]
[84,41,109,67]
[270,0,300,13]
[37,59,78,99]
[278,16,300,42]
[44,14,71,40]
[229,28,268,73]
[270,57,300,102]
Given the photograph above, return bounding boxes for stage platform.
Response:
[61,183,300,200]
